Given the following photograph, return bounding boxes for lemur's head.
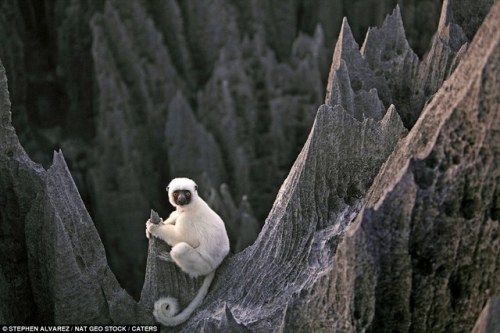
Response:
[167,178,199,208]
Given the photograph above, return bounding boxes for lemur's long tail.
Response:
[153,271,215,326]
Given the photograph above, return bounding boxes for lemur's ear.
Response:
[166,186,169,192]
[195,185,198,191]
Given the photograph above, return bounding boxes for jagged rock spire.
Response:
[361,5,415,68]
[1,59,149,323]
[361,5,419,128]
[325,18,391,121]
[410,0,469,127]
[27,151,151,323]
[329,18,359,73]
[183,100,406,330]
[165,91,226,186]
[325,4,500,331]
[437,0,468,51]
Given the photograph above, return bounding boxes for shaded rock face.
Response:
[25,151,151,324]
[0,0,498,331]
[0,0,452,297]
[281,4,500,332]
[472,298,500,333]
[180,2,499,331]
[0,60,150,324]
[0,60,40,324]
[173,103,407,332]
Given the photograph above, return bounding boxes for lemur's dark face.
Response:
[172,189,192,206]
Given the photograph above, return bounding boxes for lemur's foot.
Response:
[157,251,173,262]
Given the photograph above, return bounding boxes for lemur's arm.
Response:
[145,210,176,239]
[146,221,182,246]
[164,210,179,225]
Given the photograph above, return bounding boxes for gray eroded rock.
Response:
[471,298,500,333]
[0,58,40,324]
[89,0,182,296]
[26,151,151,323]
[0,1,27,138]
[1,1,497,329]
[195,27,324,220]
[150,209,162,225]
[55,0,104,140]
[325,17,390,119]
[179,102,406,331]
[361,6,420,128]
[139,236,204,321]
[165,92,226,186]
[410,0,469,127]
[300,4,499,331]
[0,59,150,324]
[87,0,326,294]
[183,3,497,330]
[449,0,495,41]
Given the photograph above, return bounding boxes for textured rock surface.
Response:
[0,60,150,324]
[26,151,151,323]
[0,58,40,324]
[325,17,390,120]
[409,0,469,127]
[361,6,419,127]
[290,4,500,331]
[181,2,498,331]
[176,103,406,331]
[139,237,204,321]
[471,298,500,333]
[89,0,181,294]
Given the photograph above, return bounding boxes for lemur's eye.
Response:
[186,192,191,197]
[173,192,178,197]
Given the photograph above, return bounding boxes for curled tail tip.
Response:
[154,296,179,319]
[153,272,216,326]
[153,296,187,327]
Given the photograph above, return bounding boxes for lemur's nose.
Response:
[177,194,187,205]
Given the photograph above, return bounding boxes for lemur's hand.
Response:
[146,219,158,239]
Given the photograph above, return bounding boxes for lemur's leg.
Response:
[170,242,213,277]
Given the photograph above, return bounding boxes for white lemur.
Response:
[145,177,230,326]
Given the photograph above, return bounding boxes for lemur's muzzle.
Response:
[177,193,187,205]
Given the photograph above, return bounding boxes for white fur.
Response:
[154,296,179,318]
[146,178,230,326]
